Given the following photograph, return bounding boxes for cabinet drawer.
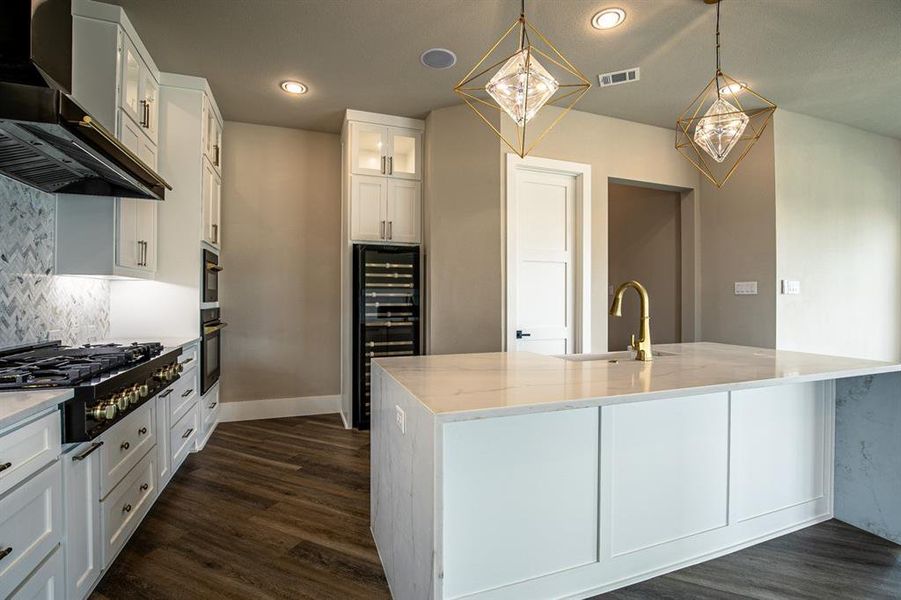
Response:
[167,369,198,424]
[170,403,199,473]
[201,386,220,426]
[98,401,155,499]
[101,449,155,568]
[178,344,198,370]
[0,462,63,599]
[0,411,61,498]
[9,545,63,600]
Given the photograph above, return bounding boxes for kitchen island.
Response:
[370,342,901,600]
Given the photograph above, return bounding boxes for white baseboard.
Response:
[220,394,341,423]
[340,408,351,429]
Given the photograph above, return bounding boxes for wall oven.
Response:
[202,248,222,305]
[201,307,226,394]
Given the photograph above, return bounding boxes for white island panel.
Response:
[606,392,729,557]
[442,408,599,599]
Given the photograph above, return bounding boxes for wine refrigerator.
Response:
[352,244,421,429]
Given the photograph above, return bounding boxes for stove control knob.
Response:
[93,402,117,421]
[177,363,184,374]
[139,384,149,398]
[154,369,166,381]
[116,393,130,412]
[167,366,177,381]
[130,385,141,404]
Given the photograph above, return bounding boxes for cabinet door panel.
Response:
[386,180,421,243]
[117,199,139,269]
[64,442,103,600]
[351,123,388,177]
[140,69,159,141]
[211,172,221,246]
[136,200,157,272]
[119,36,142,125]
[202,162,214,245]
[351,175,387,242]
[387,127,422,180]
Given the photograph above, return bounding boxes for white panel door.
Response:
[139,68,159,141]
[510,170,576,354]
[604,393,730,557]
[730,383,828,522]
[202,161,215,246]
[63,442,103,600]
[442,408,599,598]
[119,35,142,125]
[351,174,387,242]
[117,199,139,269]
[386,179,420,243]
[350,122,388,177]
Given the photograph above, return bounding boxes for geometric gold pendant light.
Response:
[675,0,777,188]
[454,0,591,158]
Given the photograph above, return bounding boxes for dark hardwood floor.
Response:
[92,415,901,600]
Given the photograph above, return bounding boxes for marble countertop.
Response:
[374,342,901,421]
[0,389,72,431]
[100,336,200,350]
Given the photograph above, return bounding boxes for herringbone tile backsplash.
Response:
[0,175,110,348]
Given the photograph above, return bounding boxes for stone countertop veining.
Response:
[373,342,901,421]
[0,389,73,431]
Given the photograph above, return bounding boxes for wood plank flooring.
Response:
[91,415,901,600]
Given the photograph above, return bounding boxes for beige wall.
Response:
[608,183,681,351]
[774,110,901,361]
[699,125,778,348]
[220,121,341,403]
[424,104,504,354]
[500,107,700,351]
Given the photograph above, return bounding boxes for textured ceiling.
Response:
[102,0,901,137]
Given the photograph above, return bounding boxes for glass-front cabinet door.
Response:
[387,127,422,180]
[351,123,388,176]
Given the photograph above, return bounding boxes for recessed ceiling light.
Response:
[280,80,308,95]
[592,7,626,30]
[718,81,747,95]
[420,48,457,70]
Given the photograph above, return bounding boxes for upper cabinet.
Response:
[344,111,424,245]
[202,95,223,174]
[350,123,422,181]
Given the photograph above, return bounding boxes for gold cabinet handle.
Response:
[388,156,393,175]
[380,155,386,174]
[0,461,11,473]
[0,547,12,561]
[212,224,219,244]
[379,220,385,239]
[388,221,393,240]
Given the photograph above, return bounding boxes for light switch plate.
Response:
[395,405,406,434]
[781,279,801,295]
[734,281,758,295]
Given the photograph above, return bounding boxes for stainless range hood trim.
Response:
[75,116,172,192]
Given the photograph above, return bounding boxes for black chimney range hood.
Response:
[0,0,170,200]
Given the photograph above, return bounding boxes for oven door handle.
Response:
[203,322,228,335]
[205,262,223,272]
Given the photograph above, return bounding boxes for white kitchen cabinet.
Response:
[350,123,422,181]
[115,118,158,274]
[9,546,64,600]
[197,385,221,451]
[350,175,387,242]
[62,442,103,600]
[139,68,159,141]
[170,403,199,474]
[386,179,421,243]
[156,394,171,489]
[202,160,222,248]
[202,95,223,173]
[0,411,60,498]
[100,450,155,569]
[119,34,142,127]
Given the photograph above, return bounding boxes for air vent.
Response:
[598,67,640,88]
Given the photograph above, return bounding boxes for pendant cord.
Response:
[519,0,526,50]
[715,0,722,97]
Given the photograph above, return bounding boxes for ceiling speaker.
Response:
[420,48,457,70]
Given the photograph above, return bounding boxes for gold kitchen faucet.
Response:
[609,280,653,361]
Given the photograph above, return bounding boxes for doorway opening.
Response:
[607,180,696,351]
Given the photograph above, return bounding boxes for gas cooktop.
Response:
[0,341,183,442]
[0,341,164,389]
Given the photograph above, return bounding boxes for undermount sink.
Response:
[559,349,678,362]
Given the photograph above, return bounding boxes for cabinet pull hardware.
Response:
[123,504,132,513]
[72,442,103,461]
[182,428,194,439]
[159,390,173,398]
[208,401,218,409]
[138,427,147,435]
[182,357,194,365]
[515,330,531,339]
[214,144,220,166]
[140,483,149,492]
[0,547,12,561]
[381,156,386,174]
[212,224,219,244]
[379,220,385,239]
[388,221,393,240]
[140,100,147,127]
[181,388,194,398]
[120,441,130,451]
[0,461,11,472]
[388,156,393,175]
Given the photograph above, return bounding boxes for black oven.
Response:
[201,307,226,394]
[202,249,221,305]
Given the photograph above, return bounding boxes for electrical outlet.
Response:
[734,281,758,296]
[395,405,406,434]
[781,279,801,295]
